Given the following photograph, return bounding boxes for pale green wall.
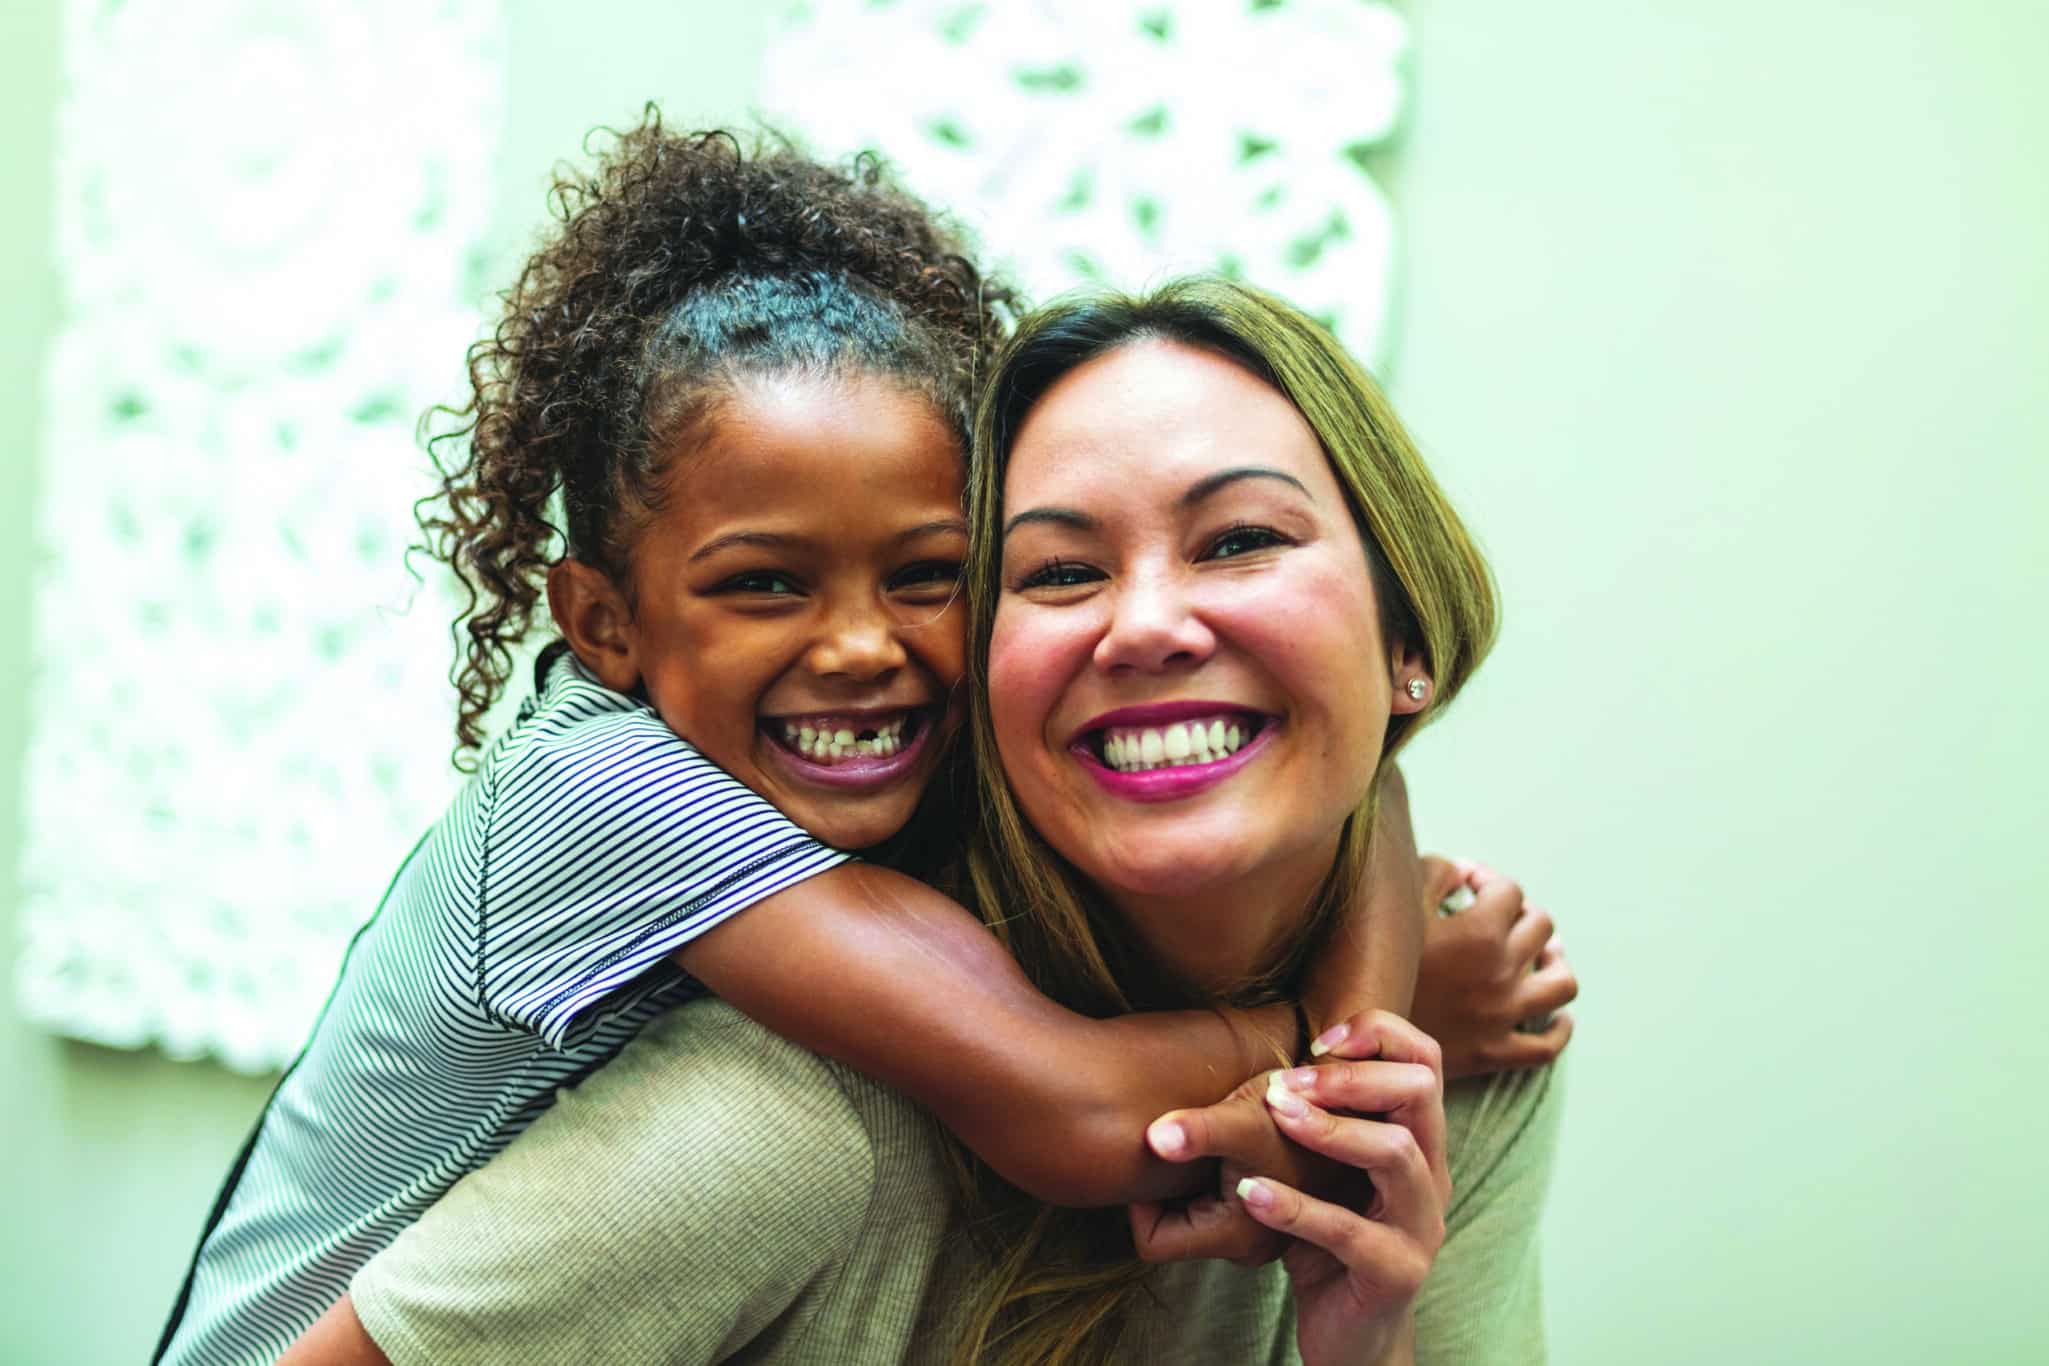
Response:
[3,3,2043,1362]
[1389,2,2048,1360]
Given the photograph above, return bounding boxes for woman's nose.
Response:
[1092,571,1215,675]
[808,601,908,681]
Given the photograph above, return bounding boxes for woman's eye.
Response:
[1204,525,1290,561]
[1014,558,1104,591]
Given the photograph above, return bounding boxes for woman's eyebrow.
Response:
[1180,466,1314,507]
[1002,507,1096,539]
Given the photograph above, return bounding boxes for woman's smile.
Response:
[1070,701,1279,801]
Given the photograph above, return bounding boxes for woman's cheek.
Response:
[986,603,1091,787]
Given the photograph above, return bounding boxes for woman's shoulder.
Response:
[546,998,897,1202]
[1412,1062,1566,1366]
[1443,1058,1565,1220]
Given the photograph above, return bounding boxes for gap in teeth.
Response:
[1100,717,1254,773]
[777,714,910,764]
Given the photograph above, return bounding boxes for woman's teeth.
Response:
[1100,718,1253,773]
[779,716,909,764]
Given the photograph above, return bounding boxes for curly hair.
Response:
[417,108,1018,764]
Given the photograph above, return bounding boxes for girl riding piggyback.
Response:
[157,115,1573,1366]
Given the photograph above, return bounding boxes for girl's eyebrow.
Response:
[689,530,802,562]
[1180,466,1313,506]
[897,517,971,542]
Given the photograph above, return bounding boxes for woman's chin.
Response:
[1082,843,1261,905]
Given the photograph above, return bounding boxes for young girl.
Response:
[156,116,1572,1366]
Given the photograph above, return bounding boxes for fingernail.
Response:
[1148,1119,1188,1158]
[1286,1068,1318,1089]
[1265,1075,1308,1118]
[1308,1022,1348,1057]
[1236,1177,1274,1210]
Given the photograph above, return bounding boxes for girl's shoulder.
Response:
[482,641,691,785]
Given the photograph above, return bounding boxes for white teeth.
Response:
[1163,724,1191,761]
[774,714,916,766]
[1098,717,1258,773]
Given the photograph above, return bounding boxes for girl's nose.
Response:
[809,603,909,681]
[1091,570,1215,675]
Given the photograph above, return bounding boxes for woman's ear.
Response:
[1389,640,1432,716]
[547,559,640,693]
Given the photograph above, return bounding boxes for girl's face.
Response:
[619,372,966,850]
[989,340,1415,937]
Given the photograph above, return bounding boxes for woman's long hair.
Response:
[949,278,1499,1364]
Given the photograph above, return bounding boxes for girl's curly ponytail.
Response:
[415,109,1017,766]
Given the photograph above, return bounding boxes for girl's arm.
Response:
[675,769,1425,1209]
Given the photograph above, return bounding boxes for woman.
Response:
[291,279,1564,1364]
[947,277,1559,1362]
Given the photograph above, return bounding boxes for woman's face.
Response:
[989,339,1412,938]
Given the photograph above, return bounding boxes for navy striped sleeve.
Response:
[478,705,851,1049]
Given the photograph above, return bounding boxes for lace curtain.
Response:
[18,0,505,1072]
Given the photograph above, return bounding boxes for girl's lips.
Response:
[760,708,935,792]
[1068,719,1279,804]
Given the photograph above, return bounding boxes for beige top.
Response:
[354,998,1560,1364]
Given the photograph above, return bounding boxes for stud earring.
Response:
[1406,677,1429,702]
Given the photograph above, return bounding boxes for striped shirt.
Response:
[154,646,853,1366]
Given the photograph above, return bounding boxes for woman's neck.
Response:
[1105,832,1343,1000]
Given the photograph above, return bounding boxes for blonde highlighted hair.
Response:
[950,278,1497,1365]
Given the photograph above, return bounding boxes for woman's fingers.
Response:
[1236,1170,1437,1301]
[1266,1066,1448,1209]
[1310,1008,1443,1077]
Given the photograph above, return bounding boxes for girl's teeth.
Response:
[1099,718,1257,773]
[777,715,913,765]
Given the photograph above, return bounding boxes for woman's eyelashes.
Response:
[1202,522,1293,561]
[1011,557,1105,593]
[1008,523,1295,593]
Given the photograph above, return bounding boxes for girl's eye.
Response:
[1204,524,1290,561]
[1013,558,1104,592]
[720,571,800,596]
[891,560,964,594]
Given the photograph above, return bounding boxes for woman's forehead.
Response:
[1003,339,1333,502]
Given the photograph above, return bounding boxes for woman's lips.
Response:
[1068,708,1278,803]
[761,708,934,791]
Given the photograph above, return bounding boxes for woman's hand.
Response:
[1141,1010,1451,1366]
[1412,859,1578,1080]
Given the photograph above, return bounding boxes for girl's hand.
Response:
[1412,859,1578,1080]
[1141,1011,1451,1366]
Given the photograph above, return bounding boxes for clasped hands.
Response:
[1126,860,1577,1364]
